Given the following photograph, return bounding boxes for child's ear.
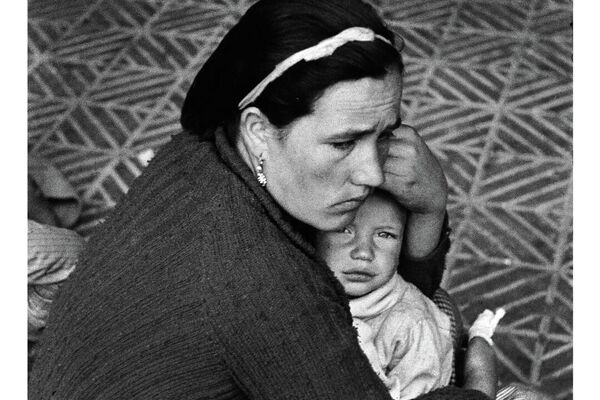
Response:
[238,107,277,159]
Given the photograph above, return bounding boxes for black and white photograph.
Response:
[22,0,576,398]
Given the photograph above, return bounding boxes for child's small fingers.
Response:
[495,308,506,320]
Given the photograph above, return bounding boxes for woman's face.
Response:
[263,69,403,231]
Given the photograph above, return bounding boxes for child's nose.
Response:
[350,237,374,261]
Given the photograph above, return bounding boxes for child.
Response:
[316,189,503,400]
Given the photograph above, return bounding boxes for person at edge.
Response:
[30,1,492,398]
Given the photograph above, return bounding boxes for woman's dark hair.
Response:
[181,0,403,140]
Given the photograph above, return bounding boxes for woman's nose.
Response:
[350,237,375,261]
[350,143,385,187]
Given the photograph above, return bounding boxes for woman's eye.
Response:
[337,227,352,234]
[377,231,397,239]
[331,140,356,151]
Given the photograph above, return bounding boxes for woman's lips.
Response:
[333,200,363,212]
[332,195,368,212]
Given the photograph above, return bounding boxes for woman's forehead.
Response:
[312,72,402,132]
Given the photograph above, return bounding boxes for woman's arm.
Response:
[382,125,448,257]
[397,213,450,298]
[382,125,450,297]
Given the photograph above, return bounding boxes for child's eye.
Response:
[377,231,397,239]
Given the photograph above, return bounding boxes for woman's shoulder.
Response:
[149,133,267,216]
[83,131,325,302]
[79,132,267,273]
[103,132,261,229]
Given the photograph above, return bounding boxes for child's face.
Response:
[316,192,406,297]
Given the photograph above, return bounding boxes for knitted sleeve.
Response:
[398,213,451,299]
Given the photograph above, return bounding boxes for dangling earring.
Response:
[256,156,267,187]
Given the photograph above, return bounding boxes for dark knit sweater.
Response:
[29,129,486,400]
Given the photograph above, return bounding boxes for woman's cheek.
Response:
[309,148,345,183]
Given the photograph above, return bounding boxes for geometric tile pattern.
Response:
[28,0,572,398]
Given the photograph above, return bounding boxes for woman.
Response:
[30,1,489,399]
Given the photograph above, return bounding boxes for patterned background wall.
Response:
[28,0,572,397]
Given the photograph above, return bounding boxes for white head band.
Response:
[237,27,394,110]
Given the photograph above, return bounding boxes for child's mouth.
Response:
[343,270,374,282]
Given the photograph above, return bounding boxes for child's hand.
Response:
[462,309,505,399]
[468,308,505,346]
[464,337,497,399]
